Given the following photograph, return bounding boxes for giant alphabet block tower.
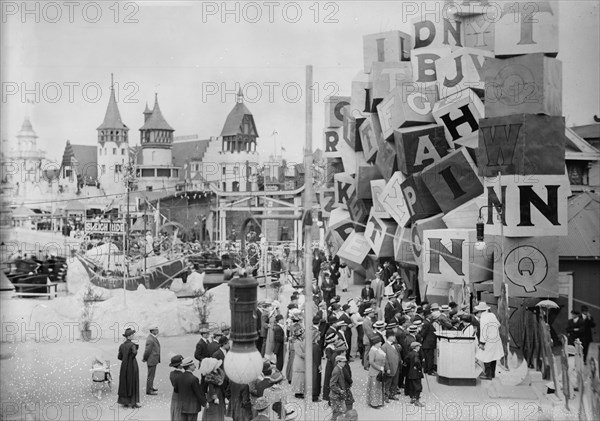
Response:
[321,1,567,318]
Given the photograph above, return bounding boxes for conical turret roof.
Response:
[97,76,128,131]
[140,94,174,131]
[17,117,38,138]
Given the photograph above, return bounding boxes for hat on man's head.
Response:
[213,331,223,337]
[270,369,284,383]
[325,332,337,343]
[276,314,284,322]
[312,315,322,325]
[440,304,450,312]
[408,295,416,301]
[331,303,341,311]
[342,303,350,311]
[122,327,136,337]
[386,322,398,329]
[373,321,386,330]
[200,327,210,334]
[474,302,491,312]
[408,325,419,333]
[287,303,298,310]
[327,315,338,324]
[169,355,184,367]
[365,280,372,285]
[254,397,269,411]
[181,357,195,368]
[149,325,159,331]
[370,335,383,345]
[410,341,422,349]
[364,308,374,316]
[430,303,440,311]
[567,345,576,356]
[335,355,347,363]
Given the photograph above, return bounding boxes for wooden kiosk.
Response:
[436,329,481,385]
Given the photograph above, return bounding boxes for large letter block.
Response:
[394,225,416,264]
[455,1,559,57]
[333,172,355,210]
[325,228,345,256]
[412,16,463,49]
[436,47,493,99]
[328,208,354,243]
[324,158,344,186]
[478,114,566,176]
[484,54,562,117]
[411,213,446,264]
[422,228,493,285]
[380,171,411,227]
[411,47,453,86]
[318,185,336,216]
[482,174,569,237]
[347,195,370,232]
[370,179,390,218]
[490,235,559,298]
[432,88,484,145]
[364,211,397,257]
[350,72,373,118]
[343,110,361,152]
[401,172,442,222]
[371,62,413,105]
[376,84,439,140]
[325,96,351,128]
[337,232,372,270]
[358,114,383,163]
[421,147,484,213]
[393,124,452,175]
[357,165,383,200]
[323,127,344,158]
[375,136,398,182]
[442,195,486,228]
[363,30,411,74]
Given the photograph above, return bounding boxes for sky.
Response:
[1,0,599,165]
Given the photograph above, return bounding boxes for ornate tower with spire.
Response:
[139,93,174,165]
[220,88,258,154]
[96,74,129,188]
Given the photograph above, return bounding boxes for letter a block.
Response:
[325,96,351,128]
[363,30,411,74]
[401,172,442,223]
[432,88,484,145]
[478,114,566,176]
[422,228,493,285]
[436,47,493,99]
[484,54,562,117]
[380,171,411,227]
[482,174,569,237]
[393,124,452,175]
[337,232,372,271]
[490,235,559,298]
[421,147,484,213]
[364,211,397,257]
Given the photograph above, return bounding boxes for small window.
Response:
[222,166,226,175]
[121,148,125,155]
[232,181,240,192]
[113,148,116,155]
[222,182,227,191]
[146,186,153,191]
[115,165,122,173]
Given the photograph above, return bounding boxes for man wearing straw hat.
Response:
[474,302,505,380]
[177,357,207,421]
[143,325,161,395]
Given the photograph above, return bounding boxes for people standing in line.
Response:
[580,305,596,363]
[169,355,184,421]
[371,272,385,318]
[143,325,161,395]
[405,342,425,407]
[366,336,386,409]
[273,314,285,372]
[178,357,207,421]
[350,305,364,362]
[330,355,351,421]
[117,327,141,409]
[195,327,211,365]
[474,302,505,379]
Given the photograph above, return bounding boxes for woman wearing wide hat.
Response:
[169,355,184,421]
[117,327,141,408]
[474,302,505,379]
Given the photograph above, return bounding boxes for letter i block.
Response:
[411,16,464,50]
[490,235,559,298]
[482,174,569,237]
[333,172,355,210]
[324,158,344,186]
[421,147,483,213]
[375,136,398,182]
[323,127,344,158]
[337,231,372,271]
[436,47,493,99]
[484,54,562,118]
[358,114,383,163]
[457,12,495,53]
[371,179,390,218]
[350,72,373,118]
[357,165,383,200]
[422,228,493,285]
[400,172,442,223]
[478,114,566,177]
[380,171,411,227]
[432,88,484,145]
[363,30,412,74]
[324,96,351,128]
[371,61,413,106]
[364,211,397,257]
[410,47,453,86]
[410,213,447,264]
[393,124,452,175]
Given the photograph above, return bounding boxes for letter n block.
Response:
[363,30,411,74]
[394,124,451,175]
[484,54,562,118]
[364,211,397,257]
[421,147,483,213]
[337,232,372,271]
[410,213,446,264]
[411,16,464,50]
[401,172,442,223]
[325,96,351,128]
[432,88,484,145]
[478,114,566,176]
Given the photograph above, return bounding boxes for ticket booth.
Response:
[436,330,481,385]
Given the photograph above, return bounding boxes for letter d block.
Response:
[394,124,451,175]
[401,172,442,223]
[421,147,483,213]
[337,232,372,270]
[363,30,412,74]
[325,96,351,128]
[365,212,397,257]
[484,54,562,117]
[328,208,354,243]
[478,114,566,177]
[432,88,484,145]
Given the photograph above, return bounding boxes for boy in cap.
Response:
[405,342,425,407]
[143,325,161,395]
[330,355,351,421]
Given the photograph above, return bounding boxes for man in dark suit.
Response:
[211,335,230,361]
[207,332,222,357]
[273,315,285,371]
[194,327,210,364]
[142,325,161,395]
[339,304,354,361]
[420,317,437,375]
[177,357,207,421]
[361,280,375,302]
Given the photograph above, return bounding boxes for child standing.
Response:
[405,342,425,407]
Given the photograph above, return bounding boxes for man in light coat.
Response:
[474,302,505,379]
[142,325,161,395]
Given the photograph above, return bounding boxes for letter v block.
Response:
[401,172,442,223]
[364,211,397,257]
[477,114,566,176]
[394,124,452,175]
[433,88,484,145]
[380,171,411,227]
[436,47,493,99]
[484,54,562,118]
[421,147,483,213]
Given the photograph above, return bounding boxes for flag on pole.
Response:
[272,130,278,136]
[281,146,286,152]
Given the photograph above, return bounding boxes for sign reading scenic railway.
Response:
[84,219,125,234]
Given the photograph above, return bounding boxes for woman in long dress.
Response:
[117,328,140,408]
[291,328,306,398]
[200,358,226,421]
[264,302,280,360]
[366,336,386,408]
[339,263,351,292]
[169,355,184,421]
